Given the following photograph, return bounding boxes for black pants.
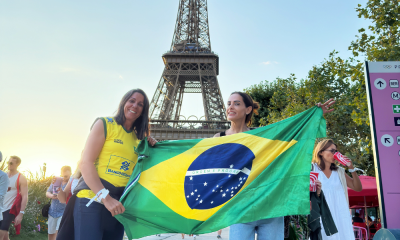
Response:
[73,198,124,240]
[0,210,15,231]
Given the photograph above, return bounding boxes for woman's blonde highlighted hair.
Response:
[312,139,338,171]
[72,162,82,179]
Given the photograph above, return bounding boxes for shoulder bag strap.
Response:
[16,173,20,194]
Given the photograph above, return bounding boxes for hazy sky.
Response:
[0,0,369,176]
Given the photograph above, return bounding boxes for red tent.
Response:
[348,175,379,207]
[348,176,380,236]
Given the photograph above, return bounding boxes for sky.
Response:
[0,0,369,176]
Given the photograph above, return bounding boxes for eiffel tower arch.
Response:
[149,0,230,140]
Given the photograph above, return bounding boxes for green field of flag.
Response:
[116,107,326,239]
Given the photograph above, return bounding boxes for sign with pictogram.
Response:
[395,117,400,126]
[391,92,400,100]
[365,61,400,229]
[393,105,400,113]
[390,79,399,88]
[374,78,387,89]
[380,134,394,147]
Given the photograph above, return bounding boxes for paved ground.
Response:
[124,227,229,240]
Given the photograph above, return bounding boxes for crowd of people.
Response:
[352,212,382,237]
[0,89,365,240]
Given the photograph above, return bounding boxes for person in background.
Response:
[181,234,194,239]
[57,163,81,204]
[0,156,28,240]
[46,166,71,240]
[0,152,10,223]
[376,218,382,230]
[367,216,377,235]
[352,212,363,223]
[216,229,222,239]
[312,139,362,240]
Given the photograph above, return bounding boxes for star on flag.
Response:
[184,160,251,209]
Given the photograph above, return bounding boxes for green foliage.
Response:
[246,0,400,177]
[349,0,400,61]
[347,0,400,146]
[0,157,8,171]
[20,166,53,236]
[290,215,309,240]
[244,76,299,126]
[245,53,375,176]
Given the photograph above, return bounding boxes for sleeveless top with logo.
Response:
[77,117,140,199]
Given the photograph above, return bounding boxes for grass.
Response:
[10,232,47,240]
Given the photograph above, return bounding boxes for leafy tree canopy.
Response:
[245,0,400,176]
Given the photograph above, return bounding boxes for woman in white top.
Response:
[312,139,362,240]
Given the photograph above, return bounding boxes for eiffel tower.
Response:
[149,0,229,140]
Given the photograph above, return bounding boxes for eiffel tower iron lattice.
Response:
[149,0,229,140]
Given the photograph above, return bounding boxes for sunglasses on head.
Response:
[324,149,338,154]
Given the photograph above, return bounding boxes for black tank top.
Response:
[219,131,226,137]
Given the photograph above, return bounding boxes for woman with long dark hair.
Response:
[58,89,156,240]
[215,92,335,240]
[312,139,362,240]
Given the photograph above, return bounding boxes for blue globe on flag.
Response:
[184,143,254,210]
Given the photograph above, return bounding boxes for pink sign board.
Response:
[365,61,400,229]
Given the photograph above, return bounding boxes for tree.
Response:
[246,53,375,176]
[349,0,400,62]
[245,0,400,176]
[244,74,299,126]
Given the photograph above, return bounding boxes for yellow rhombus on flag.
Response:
[116,107,326,239]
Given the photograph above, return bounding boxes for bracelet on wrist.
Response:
[349,167,365,173]
[20,211,24,214]
[86,188,109,207]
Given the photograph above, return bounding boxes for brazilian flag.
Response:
[116,107,326,239]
